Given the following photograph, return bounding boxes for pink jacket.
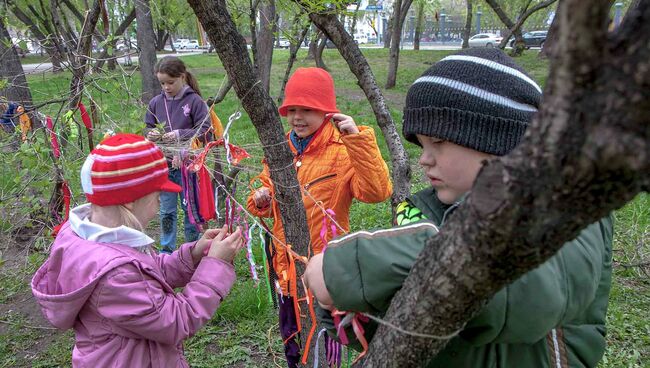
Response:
[31,223,235,367]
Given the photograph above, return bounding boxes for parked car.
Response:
[467,33,503,48]
[353,33,368,44]
[509,30,547,49]
[172,39,190,49]
[184,40,200,49]
[277,38,291,49]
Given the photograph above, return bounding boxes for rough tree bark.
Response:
[386,0,414,89]
[0,17,33,108]
[462,0,473,49]
[135,0,160,104]
[256,0,276,92]
[355,1,650,366]
[309,12,412,211]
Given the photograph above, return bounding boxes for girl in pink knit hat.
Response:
[32,133,244,367]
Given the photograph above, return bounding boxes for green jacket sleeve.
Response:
[323,221,439,313]
[460,215,614,345]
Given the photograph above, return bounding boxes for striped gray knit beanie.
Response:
[403,48,542,156]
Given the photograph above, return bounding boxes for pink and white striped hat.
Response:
[80,133,181,206]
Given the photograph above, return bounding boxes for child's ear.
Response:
[122,201,136,211]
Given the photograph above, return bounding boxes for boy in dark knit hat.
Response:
[246,67,392,367]
[304,48,614,367]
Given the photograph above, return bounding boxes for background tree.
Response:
[6,0,66,71]
[355,0,650,365]
[135,0,160,104]
[413,0,426,50]
[386,0,415,88]
[462,0,472,48]
[484,0,558,56]
[256,0,276,92]
[0,16,33,108]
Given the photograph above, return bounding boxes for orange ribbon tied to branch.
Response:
[189,138,251,172]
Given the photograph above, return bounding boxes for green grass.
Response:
[1,48,647,367]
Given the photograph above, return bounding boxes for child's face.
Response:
[132,191,160,227]
[286,107,326,138]
[417,134,493,204]
[157,73,185,97]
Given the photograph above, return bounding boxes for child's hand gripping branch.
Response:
[192,225,245,265]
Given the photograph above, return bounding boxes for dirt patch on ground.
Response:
[0,226,65,361]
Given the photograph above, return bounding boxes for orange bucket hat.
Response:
[278,67,340,116]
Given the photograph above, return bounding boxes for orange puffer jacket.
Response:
[246,122,392,294]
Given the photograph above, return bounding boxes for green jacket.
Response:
[317,188,614,367]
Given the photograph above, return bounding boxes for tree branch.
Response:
[358,0,650,366]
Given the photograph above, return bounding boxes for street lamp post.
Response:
[476,6,482,34]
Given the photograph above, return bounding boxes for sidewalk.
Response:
[21,51,204,75]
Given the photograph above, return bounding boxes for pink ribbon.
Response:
[320,209,337,251]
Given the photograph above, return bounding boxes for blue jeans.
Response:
[160,168,200,253]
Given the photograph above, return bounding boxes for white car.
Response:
[354,34,368,44]
[173,39,190,49]
[277,38,291,49]
[184,40,200,49]
[468,33,503,48]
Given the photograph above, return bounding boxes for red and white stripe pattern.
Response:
[81,134,172,206]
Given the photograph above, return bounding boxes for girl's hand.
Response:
[192,227,226,265]
[207,226,245,263]
[146,129,161,141]
[253,187,271,209]
[171,155,182,169]
[304,253,334,310]
[162,130,179,142]
[330,113,359,135]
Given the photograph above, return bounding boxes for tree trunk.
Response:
[0,17,33,108]
[350,1,361,36]
[355,1,650,366]
[186,1,312,362]
[315,32,328,70]
[414,0,425,51]
[539,13,559,59]
[309,12,412,212]
[93,7,136,72]
[135,0,160,104]
[386,0,414,89]
[384,13,394,48]
[256,0,276,92]
[462,0,473,49]
[306,26,319,60]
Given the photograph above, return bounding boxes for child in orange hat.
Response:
[246,67,392,367]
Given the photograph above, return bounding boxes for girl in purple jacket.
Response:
[32,134,242,367]
[144,56,211,253]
